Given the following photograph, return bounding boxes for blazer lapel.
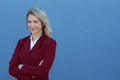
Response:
[24,36,30,54]
[30,32,46,53]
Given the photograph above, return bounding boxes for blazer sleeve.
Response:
[9,39,29,78]
[19,39,56,77]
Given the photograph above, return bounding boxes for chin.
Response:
[31,32,36,35]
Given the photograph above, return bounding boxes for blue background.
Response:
[0,0,120,80]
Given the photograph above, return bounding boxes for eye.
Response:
[27,21,31,23]
[33,21,38,23]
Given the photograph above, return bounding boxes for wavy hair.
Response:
[26,7,52,37]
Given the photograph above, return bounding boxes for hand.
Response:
[18,64,23,69]
[39,60,44,66]
[32,76,35,78]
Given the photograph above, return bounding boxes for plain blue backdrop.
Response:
[0,0,120,80]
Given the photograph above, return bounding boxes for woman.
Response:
[9,7,56,80]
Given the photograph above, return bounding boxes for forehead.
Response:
[27,14,39,20]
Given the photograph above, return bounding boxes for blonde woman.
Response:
[9,7,56,80]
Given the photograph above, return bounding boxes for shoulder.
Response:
[45,35,56,43]
[17,36,29,44]
[42,35,57,51]
[43,34,56,46]
[45,36,56,42]
[14,36,29,49]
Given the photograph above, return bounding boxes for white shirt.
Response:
[30,35,41,50]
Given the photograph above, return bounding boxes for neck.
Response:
[31,32,42,42]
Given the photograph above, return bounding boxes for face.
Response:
[27,14,43,36]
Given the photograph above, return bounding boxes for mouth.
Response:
[30,27,37,31]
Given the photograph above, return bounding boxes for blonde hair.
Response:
[26,7,52,37]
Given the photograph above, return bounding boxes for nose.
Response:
[29,22,34,27]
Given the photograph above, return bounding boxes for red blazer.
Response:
[9,32,56,80]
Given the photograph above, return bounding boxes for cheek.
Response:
[27,22,30,26]
[27,24,30,28]
[38,23,43,28]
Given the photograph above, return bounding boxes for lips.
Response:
[30,27,37,31]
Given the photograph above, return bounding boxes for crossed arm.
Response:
[9,40,56,78]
